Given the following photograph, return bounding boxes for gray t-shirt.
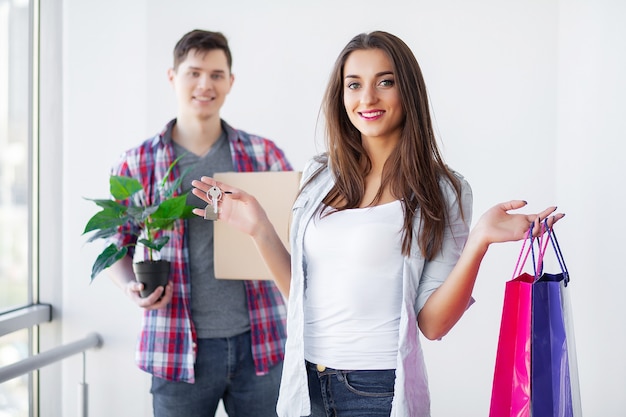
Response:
[174,132,250,338]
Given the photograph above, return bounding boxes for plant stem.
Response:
[145,221,154,261]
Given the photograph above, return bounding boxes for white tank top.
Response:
[303,200,404,370]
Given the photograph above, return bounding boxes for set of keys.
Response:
[204,186,223,221]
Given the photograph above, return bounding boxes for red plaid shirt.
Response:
[109,119,290,382]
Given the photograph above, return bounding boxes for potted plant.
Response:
[82,156,195,297]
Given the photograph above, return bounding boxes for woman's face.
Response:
[342,48,404,146]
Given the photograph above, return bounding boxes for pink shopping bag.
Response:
[489,273,533,417]
[489,230,537,417]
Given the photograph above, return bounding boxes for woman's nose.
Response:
[360,85,377,104]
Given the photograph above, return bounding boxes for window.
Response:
[0,0,35,416]
[0,0,30,313]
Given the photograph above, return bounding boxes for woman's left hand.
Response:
[471,200,565,249]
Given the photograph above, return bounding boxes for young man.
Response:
[106,30,289,416]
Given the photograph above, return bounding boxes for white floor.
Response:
[217,401,227,417]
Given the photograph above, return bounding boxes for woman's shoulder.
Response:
[439,167,471,192]
[302,153,329,181]
[439,167,473,218]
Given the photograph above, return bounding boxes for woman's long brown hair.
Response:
[313,31,463,260]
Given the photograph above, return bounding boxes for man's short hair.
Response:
[173,30,232,71]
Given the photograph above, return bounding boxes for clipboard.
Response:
[213,171,302,280]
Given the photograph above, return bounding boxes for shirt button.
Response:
[316,364,326,372]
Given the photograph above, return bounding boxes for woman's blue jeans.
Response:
[306,361,395,417]
[151,331,282,417]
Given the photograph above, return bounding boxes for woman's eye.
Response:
[379,79,394,87]
[190,71,200,77]
[347,82,360,90]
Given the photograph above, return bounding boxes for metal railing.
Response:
[0,333,103,417]
[0,332,103,384]
[0,305,103,416]
[0,304,52,337]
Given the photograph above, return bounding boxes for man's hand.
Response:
[124,280,173,310]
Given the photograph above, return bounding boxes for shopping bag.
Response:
[531,224,582,417]
[531,273,571,416]
[490,223,582,417]
[489,228,538,417]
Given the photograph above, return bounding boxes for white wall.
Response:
[47,0,625,416]
[556,0,626,413]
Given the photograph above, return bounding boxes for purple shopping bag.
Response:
[531,223,581,417]
[531,272,572,416]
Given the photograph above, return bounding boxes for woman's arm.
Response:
[417,200,564,340]
[191,176,292,297]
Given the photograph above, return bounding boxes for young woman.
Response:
[191,31,563,417]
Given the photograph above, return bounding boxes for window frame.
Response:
[0,1,52,416]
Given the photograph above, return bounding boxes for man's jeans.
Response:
[152,331,282,417]
[306,361,395,417]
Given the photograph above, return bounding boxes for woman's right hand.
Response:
[191,176,270,238]
[191,176,293,297]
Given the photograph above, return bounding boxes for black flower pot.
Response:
[132,260,170,298]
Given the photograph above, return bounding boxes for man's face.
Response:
[168,49,234,121]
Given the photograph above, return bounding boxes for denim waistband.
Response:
[306,360,341,376]
[305,361,394,376]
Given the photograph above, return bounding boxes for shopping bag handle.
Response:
[512,223,539,279]
[537,219,570,285]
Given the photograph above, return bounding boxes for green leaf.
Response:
[84,198,127,212]
[181,204,195,219]
[155,204,195,224]
[128,205,159,223]
[83,207,128,234]
[161,155,197,199]
[152,194,190,219]
[91,244,127,281]
[163,177,184,199]
[110,176,143,200]
[138,236,170,252]
[149,218,176,231]
[149,194,193,230]
[84,227,118,243]
[160,154,185,190]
